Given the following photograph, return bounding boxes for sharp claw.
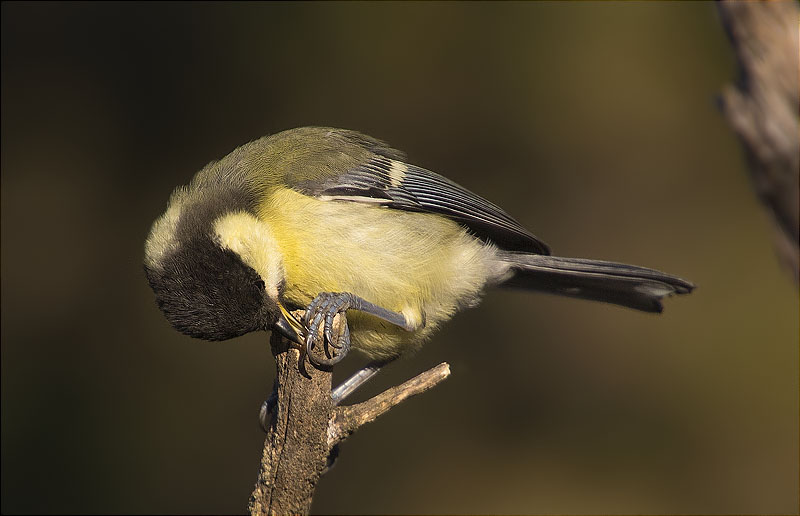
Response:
[322,339,332,360]
[321,327,335,360]
[301,292,358,368]
[306,336,346,367]
[308,348,347,367]
[324,311,336,348]
[298,338,308,367]
[306,346,323,366]
[306,332,326,367]
[327,313,346,350]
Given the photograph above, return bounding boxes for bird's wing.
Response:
[296,150,550,254]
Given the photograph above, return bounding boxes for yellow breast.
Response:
[257,187,496,359]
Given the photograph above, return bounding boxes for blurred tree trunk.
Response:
[717,0,800,284]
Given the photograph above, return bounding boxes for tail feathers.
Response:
[497,252,694,313]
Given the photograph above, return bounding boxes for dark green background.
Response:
[2,2,797,514]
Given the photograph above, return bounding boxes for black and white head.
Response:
[143,179,302,343]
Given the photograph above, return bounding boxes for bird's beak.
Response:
[274,302,305,345]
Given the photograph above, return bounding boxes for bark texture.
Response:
[249,332,450,515]
[717,0,800,283]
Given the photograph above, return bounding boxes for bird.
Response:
[144,127,694,400]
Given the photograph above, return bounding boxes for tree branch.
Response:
[249,330,450,515]
[328,362,451,447]
[249,333,333,516]
[717,0,800,283]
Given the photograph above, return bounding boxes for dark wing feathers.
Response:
[312,154,550,254]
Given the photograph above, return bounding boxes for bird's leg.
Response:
[302,292,417,367]
[331,360,390,405]
[258,360,392,431]
[259,358,397,431]
[259,294,413,431]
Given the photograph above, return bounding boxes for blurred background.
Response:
[2,2,797,514]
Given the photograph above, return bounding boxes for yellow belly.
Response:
[257,187,496,359]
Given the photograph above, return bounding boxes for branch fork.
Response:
[249,331,450,515]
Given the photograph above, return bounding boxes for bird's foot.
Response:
[301,292,416,367]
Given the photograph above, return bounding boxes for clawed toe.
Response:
[296,291,414,369]
[303,292,352,367]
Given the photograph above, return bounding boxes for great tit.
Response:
[144,127,694,371]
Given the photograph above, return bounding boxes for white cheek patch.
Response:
[213,212,285,299]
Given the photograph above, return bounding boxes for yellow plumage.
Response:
[258,187,496,359]
[144,127,693,365]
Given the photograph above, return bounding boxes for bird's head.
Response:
[144,188,303,343]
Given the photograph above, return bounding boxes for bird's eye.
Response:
[255,279,266,291]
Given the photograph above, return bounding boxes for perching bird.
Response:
[144,127,693,395]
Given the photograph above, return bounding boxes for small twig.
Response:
[328,362,451,446]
